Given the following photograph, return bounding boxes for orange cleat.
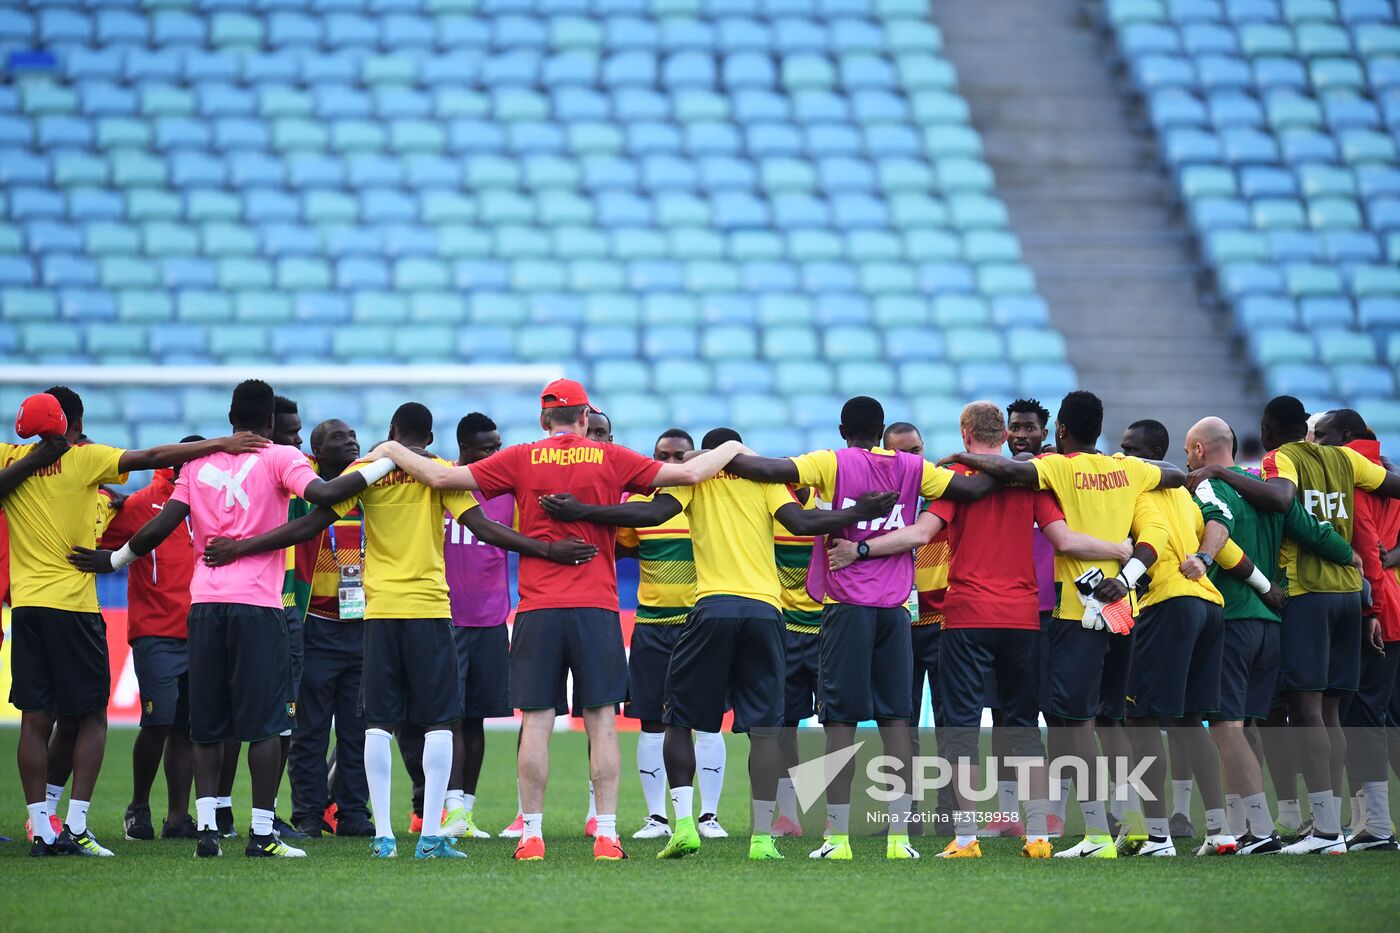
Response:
[25,815,62,842]
[585,816,598,838]
[982,812,1025,838]
[322,803,339,835]
[771,815,804,837]
[593,836,628,861]
[409,811,423,834]
[513,836,546,861]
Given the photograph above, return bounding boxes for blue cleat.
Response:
[371,836,398,859]
[415,835,467,860]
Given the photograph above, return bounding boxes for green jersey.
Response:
[1194,466,1354,620]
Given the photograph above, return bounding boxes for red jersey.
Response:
[469,433,663,612]
[100,470,193,640]
[1347,440,1400,642]
[928,462,1065,630]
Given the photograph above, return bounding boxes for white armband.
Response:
[1245,566,1272,594]
[1117,557,1147,589]
[110,543,138,570]
[357,458,397,486]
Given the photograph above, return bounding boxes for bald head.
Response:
[1185,416,1234,471]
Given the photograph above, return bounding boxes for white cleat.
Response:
[1052,837,1114,858]
[1195,835,1238,855]
[633,816,672,839]
[697,814,728,839]
[1281,834,1347,855]
[1135,837,1176,857]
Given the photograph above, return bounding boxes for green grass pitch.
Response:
[0,727,1396,932]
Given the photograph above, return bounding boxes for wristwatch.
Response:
[856,540,871,560]
[1193,551,1214,568]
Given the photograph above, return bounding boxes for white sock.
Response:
[695,730,726,816]
[777,777,798,822]
[66,799,90,834]
[636,731,668,818]
[216,795,232,810]
[1308,789,1340,836]
[1363,781,1391,836]
[462,793,476,813]
[250,807,274,837]
[827,803,851,835]
[595,813,617,841]
[1147,816,1169,838]
[445,788,466,813]
[997,780,1019,820]
[1204,807,1229,836]
[1052,778,1073,822]
[522,812,543,841]
[45,783,63,810]
[1333,794,1343,829]
[1121,782,1143,819]
[516,781,522,815]
[954,810,978,844]
[751,799,775,835]
[587,780,597,820]
[1276,798,1301,830]
[1226,794,1246,836]
[421,729,453,837]
[1349,792,1364,830]
[196,796,218,831]
[27,802,55,844]
[1109,782,1124,821]
[1243,792,1273,836]
[1171,779,1193,816]
[365,728,395,839]
[671,785,695,822]
[1024,798,1051,841]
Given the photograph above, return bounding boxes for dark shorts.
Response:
[664,595,784,734]
[1045,615,1113,721]
[626,622,681,722]
[131,635,189,730]
[784,627,820,722]
[938,626,1043,760]
[1281,591,1363,693]
[1037,610,1053,713]
[1218,618,1280,721]
[362,618,461,727]
[187,603,293,744]
[1126,597,1224,719]
[453,623,511,720]
[510,608,628,713]
[817,603,913,723]
[911,622,941,723]
[285,607,305,699]
[8,607,110,716]
[1100,627,1134,720]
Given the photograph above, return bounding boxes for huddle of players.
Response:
[6,376,1400,862]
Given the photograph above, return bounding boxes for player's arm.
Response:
[199,506,340,567]
[938,452,1038,486]
[1188,463,1292,512]
[0,436,69,501]
[1092,491,1167,603]
[1217,546,1287,612]
[773,491,898,536]
[652,440,745,486]
[1282,499,1355,567]
[722,452,800,484]
[1142,459,1187,489]
[298,460,398,507]
[826,508,947,570]
[539,492,683,527]
[1040,520,1134,562]
[365,441,480,491]
[937,470,1001,502]
[1345,446,1400,501]
[457,506,598,565]
[116,433,269,472]
[67,499,191,573]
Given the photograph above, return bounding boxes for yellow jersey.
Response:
[1137,486,1226,610]
[775,492,823,632]
[617,492,695,625]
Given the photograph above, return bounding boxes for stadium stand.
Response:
[1105,0,1400,448]
[0,0,1072,457]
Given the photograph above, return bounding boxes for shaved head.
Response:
[1185,416,1235,471]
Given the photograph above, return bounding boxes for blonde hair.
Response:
[960,401,1006,446]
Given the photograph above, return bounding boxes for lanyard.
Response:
[327,518,365,566]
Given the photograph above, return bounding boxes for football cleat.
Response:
[457,811,491,839]
[980,812,1025,838]
[1115,826,1148,857]
[1136,836,1176,857]
[245,832,306,858]
[1281,833,1346,855]
[1053,835,1117,858]
[697,813,728,839]
[1046,813,1065,839]
[124,804,154,841]
[415,835,467,860]
[272,816,308,840]
[1022,839,1054,859]
[370,836,397,859]
[1169,812,1195,838]
[771,815,804,837]
[322,803,338,835]
[593,836,628,861]
[162,816,198,839]
[500,813,525,838]
[408,811,424,834]
[585,816,598,838]
[1281,819,1313,842]
[216,806,238,839]
[1236,832,1283,855]
[657,819,701,859]
[935,839,982,859]
[633,815,672,839]
[29,836,62,857]
[886,834,920,859]
[61,827,114,857]
[810,835,854,860]
[441,807,471,839]
[196,829,222,858]
[1196,835,1238,855]
[748,835,784,860]
[25,814,63,842]
[292,817,323,839]
[1346,831,1399,852]
[512,836,545,861]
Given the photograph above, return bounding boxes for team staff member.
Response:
[942,390,1176,860]
[541,427,901,861]
[104,440,202,843]
[8,387,268,858]
[366,379,748,862]
[284,419,372,839]
[1189,396,1400,852]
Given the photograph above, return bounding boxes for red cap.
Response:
[540,378,598,412]
[15,393,67,439]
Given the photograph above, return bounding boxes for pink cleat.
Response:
[585,816,598,839]
[981,812,1025,838]
[25,815,62,842]
[500,813,525,839]
[771,815,804,838]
